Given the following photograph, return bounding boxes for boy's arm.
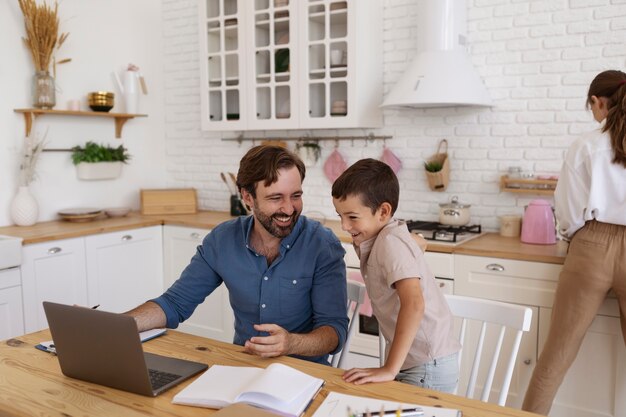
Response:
[343,277,424,384]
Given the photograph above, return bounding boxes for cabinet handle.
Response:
[47,247,62,255]
[486,263,505,272]
[121,235,133,242]
[523,359,532,365]
[190,232,201,239]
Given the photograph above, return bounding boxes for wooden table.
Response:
[1,330,542,417]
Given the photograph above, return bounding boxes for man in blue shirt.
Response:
[127,145,348,365]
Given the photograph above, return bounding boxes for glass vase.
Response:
[32,70,56,109]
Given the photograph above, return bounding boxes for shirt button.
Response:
[286,244,290,249]
[292,280,297,284]
[261,304,266,308]
[264,276,268,281]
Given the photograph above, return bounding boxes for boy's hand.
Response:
[342,367,396,385]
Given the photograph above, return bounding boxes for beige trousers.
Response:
[522,221,626,415]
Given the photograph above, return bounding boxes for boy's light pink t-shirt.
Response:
[356,220,461,369]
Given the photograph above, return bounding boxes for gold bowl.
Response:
[87,91,114,112]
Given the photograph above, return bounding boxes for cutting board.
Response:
[140,188,197,215]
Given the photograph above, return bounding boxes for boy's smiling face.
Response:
[333,194,392,246]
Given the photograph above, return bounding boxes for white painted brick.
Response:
[503,63,541,75]
[522,50,562,62]
[611,17,626,30]
[530,25,566,37]
[543,35,583,49]
[514,13,552,27]
[491,125,526,136]
[504,137,541,148]
[561,47,601,59]
[523,75,561,87]
[507,38,542,51]
[516,112,555,123]
[488,148,525,159]
[540,61,580,73]
[530,1,566,13]
[587,30,626,45]
[568,21,608,34]
[553,9,593,23]
[528,99,567,111]
[570,0,607,7]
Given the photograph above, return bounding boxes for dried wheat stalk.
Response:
[18,0,69,72]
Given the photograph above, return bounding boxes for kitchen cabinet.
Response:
[454,254,626,415]
[0,268,24,340]
[198,0,382,131]
[162,225,235,342]
[538,307,626,417]
[21,237,88,333]
[85,226,163,313]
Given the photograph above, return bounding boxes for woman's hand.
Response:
[342,366,396,385]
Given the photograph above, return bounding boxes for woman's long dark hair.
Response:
[587,70,626,168]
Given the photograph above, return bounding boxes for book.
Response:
[35,328,166,354]
[212,403,283,417]
[172,363,324,417]
[312,392,462,417]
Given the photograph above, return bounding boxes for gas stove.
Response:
[404,220,483,245]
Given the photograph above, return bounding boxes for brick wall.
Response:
[162,0,626,231]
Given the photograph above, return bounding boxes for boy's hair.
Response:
[332,158,399,215]
[236,145,306,198]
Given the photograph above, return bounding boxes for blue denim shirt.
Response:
[151,215,348,365]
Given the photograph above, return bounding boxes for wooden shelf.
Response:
[14,108,148,139]
[500,175,557,195]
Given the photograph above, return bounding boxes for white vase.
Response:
[10,186,39,226]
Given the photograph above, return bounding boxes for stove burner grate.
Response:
[405,220,481,243]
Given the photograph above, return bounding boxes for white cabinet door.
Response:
[85,226,163,313]
[539,307,626,417]
[21,237,88,333]
[199,0,382,130]
[163,225,235,342]
[0,268,24,340]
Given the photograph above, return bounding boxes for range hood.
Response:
[382,0,492,108]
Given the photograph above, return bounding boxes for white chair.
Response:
[379,294,532,406]
[331,279,367,368]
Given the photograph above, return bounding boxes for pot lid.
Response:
[439,195,471,209]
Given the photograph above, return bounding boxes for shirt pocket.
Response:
[278,275,313,315]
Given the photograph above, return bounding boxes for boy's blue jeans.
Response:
[395,352,459,394]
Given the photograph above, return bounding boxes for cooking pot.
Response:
[439,195,471,226]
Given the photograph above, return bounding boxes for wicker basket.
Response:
[425,139,450,192]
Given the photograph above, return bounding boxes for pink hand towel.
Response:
[347,270,373,317]
[381,147,402,174]
[323,149,348,183]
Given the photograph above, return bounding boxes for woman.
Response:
[522,70,626,415]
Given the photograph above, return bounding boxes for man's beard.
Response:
[253,201,300,238]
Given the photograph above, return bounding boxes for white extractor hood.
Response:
[382,0,492,108]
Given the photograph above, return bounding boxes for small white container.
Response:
[76,161,123,180]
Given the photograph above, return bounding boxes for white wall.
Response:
[161,0,626,231]
[0,0,166,226]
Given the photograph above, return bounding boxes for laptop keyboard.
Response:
[149,369,181,390]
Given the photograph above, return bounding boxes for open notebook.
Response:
[312,392,462,417]
[173,363,324,417]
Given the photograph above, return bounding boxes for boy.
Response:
[332,158,460,392]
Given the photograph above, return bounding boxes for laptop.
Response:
[42,301,208,397]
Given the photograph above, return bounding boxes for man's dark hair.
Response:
[331,158,399,215]
[236,145,306,197]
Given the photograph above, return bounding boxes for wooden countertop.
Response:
[0,329,542,417]
[0,211,568,264]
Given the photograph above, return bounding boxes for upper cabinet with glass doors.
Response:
[199,0,382,131]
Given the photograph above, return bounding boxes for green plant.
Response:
[424,159,443,172]
[71,141,131,165]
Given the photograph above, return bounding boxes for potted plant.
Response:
[423,139,450,191]
[295,141,321,167]
[71,141,131,180]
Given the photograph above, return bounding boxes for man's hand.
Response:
[342,366,396,385]
[244,324,293,358]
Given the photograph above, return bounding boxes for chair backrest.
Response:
[446,294,532,406]
[378,294,532,406]
[331,279,367,368]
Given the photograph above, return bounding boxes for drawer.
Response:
[0,268,21,290]
[425,252,454,279]
[454,254,562,308]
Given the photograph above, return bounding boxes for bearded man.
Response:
[127,145,348,365]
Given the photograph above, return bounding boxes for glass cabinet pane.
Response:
[256,87,271,119]
[206,0,220,18]
[224,0,238,15]
[309,83,325,118]
[209,91,222,121]
[226,90,240,120]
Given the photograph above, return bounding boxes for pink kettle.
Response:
[521,199,556,245]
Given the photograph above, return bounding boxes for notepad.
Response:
[312,392,462,417]
[172,363,324,417]
[36,328,167,354]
